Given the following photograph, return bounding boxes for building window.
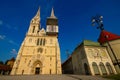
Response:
[84,63,90,75]
[37,38,39,45]
[50,57,52,61]
[40,39,42,45]
[99,62,107,75]
[32,26,35,33]
[106,62,114,74]
[36,38,46,46]
[43,39,45,46]
[92,62,100,75]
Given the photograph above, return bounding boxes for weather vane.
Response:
[91,15,104,31]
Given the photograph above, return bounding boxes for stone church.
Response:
[11,8,62,75]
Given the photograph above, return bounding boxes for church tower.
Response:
[11,8,62,75]
[46,8,58,36]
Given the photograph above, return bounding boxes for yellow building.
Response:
[63,40,117,75]
[11,8,62,75]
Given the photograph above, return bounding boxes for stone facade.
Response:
[62,56,73,74]
[10,8,62,75]
[63,40,117,75]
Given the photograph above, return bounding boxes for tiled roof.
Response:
[98,30,120,43]
[0,64,11,71]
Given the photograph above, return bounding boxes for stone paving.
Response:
[0,75,112,80]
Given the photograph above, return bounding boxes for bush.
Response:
[103,74,120,80]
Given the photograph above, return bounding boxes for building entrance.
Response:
[35,67,40,74]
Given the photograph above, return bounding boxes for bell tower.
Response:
[27,8,40,35]
[46,8,58,36]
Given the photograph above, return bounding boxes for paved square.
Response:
[0,75,111,80]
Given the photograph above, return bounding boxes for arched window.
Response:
[99,62,107,75]
[106,62,114,74]
[40,39,42,45]
[84,63,90,75]
[92,62,100,75]
[37,38,39,46]
[32,26,35,33]
[43,39,45,46]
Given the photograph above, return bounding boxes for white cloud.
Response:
[9,40,18,46]
[0,19,18,30]
[0,35,19,46]
[0,35,6,40]
[10,49,17,55]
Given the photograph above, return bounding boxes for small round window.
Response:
[37,48,43,53]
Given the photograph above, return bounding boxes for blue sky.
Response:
[0,0,120,63]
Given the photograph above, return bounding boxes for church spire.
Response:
[37,7,40,17]
[34,7,40,19]
[30,7,40,24]
[50,8,56,18]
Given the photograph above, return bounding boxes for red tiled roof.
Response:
[98,30,120,43]
[0,64,11,71]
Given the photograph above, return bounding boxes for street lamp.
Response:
[91,15,120,69]
[91,15,104,31]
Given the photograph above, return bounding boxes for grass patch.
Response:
[103,74,120,80]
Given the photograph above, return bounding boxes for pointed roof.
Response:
[98,30,120,43]
[35,7,40,18]
[50,8,56,18]
[31,7,40,23]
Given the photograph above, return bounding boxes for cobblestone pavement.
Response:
[0,75,112,80]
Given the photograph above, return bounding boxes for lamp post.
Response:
[91,15,104,31]
[91,15,120,69]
